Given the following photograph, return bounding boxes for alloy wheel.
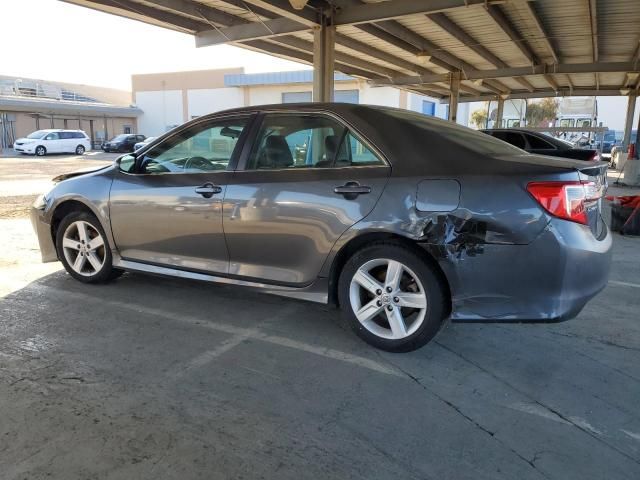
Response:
[349,258,427,340]
[62,220,106,276]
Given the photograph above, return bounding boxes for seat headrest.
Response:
[257,135,294,169]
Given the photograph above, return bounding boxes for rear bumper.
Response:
[439,218,612,322]
[30,205,58,263]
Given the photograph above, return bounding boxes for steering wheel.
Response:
[184,156,212,171]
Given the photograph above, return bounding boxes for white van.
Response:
[14,129,92,156]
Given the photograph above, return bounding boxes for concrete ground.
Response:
[1,155,639,480]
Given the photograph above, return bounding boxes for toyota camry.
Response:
[31,104,611,352]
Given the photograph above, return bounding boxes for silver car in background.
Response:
[31,104,611,352]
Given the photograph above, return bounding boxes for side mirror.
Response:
[117,153,136,173]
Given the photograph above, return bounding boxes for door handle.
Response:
[334,181,371,200]
[195,183,222,198]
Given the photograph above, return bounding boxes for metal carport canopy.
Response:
[61,0,640,117]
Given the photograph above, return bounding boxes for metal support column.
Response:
[635,99,640,159]
[622,94,636,149]
[448,71,460,122]
[495,97,505,128]
[313,11,335,102]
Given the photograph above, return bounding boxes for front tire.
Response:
[56,211,121,283]
[35,146,46,156]
[75,145,85,155]
[338,243,446,352]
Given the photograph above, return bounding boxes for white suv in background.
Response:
[14,129,92,156]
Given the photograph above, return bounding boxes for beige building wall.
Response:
[131,68,243,94]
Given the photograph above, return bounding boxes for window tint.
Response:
[247,114,347,169]
[141,118,248,174]
[526,134,555,149]
[492,131,526,149]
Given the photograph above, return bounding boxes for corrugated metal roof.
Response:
[60,0,640,102]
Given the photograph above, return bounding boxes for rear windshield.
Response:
[27,130,48,139]
[375,107,526,155]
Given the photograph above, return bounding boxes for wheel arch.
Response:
[49,199,103,247]
[327,231,452,315]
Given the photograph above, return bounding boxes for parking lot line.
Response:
[608,280,640,289]
[38,284,403,378]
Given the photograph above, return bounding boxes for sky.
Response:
[1,0,308,91]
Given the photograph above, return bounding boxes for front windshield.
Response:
[377,107,526,155]
[27,130,48,139]
[110,134,129,142]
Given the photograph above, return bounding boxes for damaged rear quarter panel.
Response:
[328,175,557,320]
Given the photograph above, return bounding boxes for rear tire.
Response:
[75,145,85,155]
[35,146,46,156]
[56,211,122,283]
[338,243,446,352]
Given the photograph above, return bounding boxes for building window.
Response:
[123,125,132,134]
[422,100,435,116]
[334,90,359,104]
[282,91,312,103]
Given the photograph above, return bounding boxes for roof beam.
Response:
[62,0,206,32]
[368,62,640,86]
[485,4,538,64]
[244,39,385,80]
[334,34,433,76]
[443,88,632,103]
[372,20,510,93]
[270,35,405,78]
[588,0,599,62]
[334,0,489,26]
[195,16,308,46]
[140,0,245,26]
[425,13,534,92]
[240,0,319,26]
[521,0,559,64]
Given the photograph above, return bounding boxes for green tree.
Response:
[525,98,558,127]
[470,106,488,129]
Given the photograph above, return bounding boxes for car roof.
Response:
[37,129,84,132]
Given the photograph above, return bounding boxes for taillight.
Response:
[590,152,599,161]
[527,181,600,225]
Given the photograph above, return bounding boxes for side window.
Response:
[526,134,555,149]
[504,132,526,149]
[45,132,59,140]
[339,131,384,166]
[247,114,346,169]
[140,118,248,174]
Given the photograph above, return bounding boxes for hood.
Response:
[52,165,111,183]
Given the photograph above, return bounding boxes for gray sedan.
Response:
[31,104,611,352]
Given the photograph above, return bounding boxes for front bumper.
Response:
[441,218,612,322]
[14,145,34,154]
[30,205,58,263]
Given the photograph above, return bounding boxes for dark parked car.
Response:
[31,104,611,352]
[102,134,146,153]
[482,128,600,161]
